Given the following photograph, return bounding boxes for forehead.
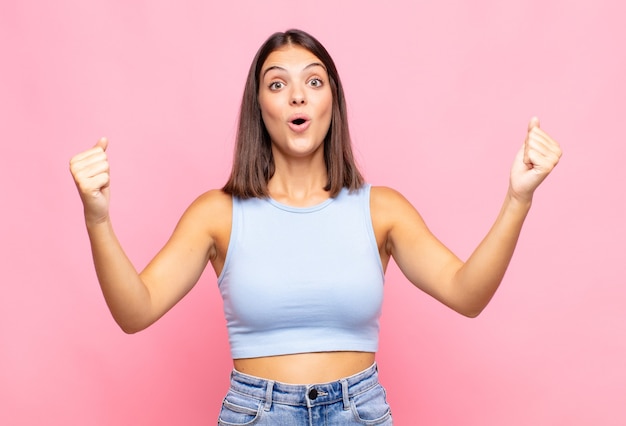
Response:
[261,45,326,74]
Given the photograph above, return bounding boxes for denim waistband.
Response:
[228,362,379,409]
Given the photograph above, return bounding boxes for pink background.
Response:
[1,1,625,424]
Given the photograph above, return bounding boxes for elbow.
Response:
[115,317,151,334]
[454,291,496,318]
[109,305,155,334]
[461,308,483,319]
[120,324,143,334]
[454,302,487,319]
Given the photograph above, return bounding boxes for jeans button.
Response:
[308,388,318,400]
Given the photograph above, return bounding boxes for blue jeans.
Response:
[217,362,393,425]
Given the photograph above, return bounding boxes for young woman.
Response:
[69,29,562,425]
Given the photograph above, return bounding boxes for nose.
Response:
[291,95,305,105]
[290,86,306,105]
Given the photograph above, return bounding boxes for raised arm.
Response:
[374,117,562,317]
[69,138,229,333]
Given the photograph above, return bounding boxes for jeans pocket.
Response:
[217,392,263,426]
[350,384,393,425]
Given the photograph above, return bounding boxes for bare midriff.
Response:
[233,351,376,384]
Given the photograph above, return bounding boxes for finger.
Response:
[70,137,109,164]
[525,135,562,171]
[86,172,110,192]
[76,159,110,180]
[523,135,532,168]
[523,118,540,166]
[70,150,108,176]
[74,162,110,193]
[95,137,108,152]
[525,146,559,175]
[528,116,540,131]
[76,170,110,193]
[528,128,563,158]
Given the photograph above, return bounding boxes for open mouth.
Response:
[287,115,311,133]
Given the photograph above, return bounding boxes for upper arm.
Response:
[138,189,231,324]
[371,186,464,311]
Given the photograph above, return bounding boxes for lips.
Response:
[287,113,311,133]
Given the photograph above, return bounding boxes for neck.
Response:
[268,161,329,208]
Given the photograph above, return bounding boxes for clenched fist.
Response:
[509,117,562,202]
[69,137,111,225]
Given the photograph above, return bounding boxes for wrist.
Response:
[505,187,533,213]
[84,213,112,231]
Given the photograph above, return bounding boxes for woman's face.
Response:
[258,45,333,161]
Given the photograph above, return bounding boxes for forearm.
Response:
[452,190,532,317]
[86,218,153,333]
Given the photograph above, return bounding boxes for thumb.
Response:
[95,136,108,152]
[528,116,540,131]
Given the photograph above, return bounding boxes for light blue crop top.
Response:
[217,184,385,359]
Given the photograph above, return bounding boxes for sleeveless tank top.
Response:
[217,184,385,359]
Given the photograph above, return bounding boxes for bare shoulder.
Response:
[163,189,231,247]
[164,189,232,268]
[189,189,232,214]
[180,189,232,234]
[370,184,430,235]
[370,185,408,204]
[369,186,428,257]
[370,185,421,222]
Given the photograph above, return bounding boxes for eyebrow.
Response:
[262,62,326,79]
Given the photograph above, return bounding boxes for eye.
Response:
[269,81,285,90]
[308,78,323,88]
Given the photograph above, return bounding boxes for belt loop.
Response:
[264,380,275,411]
[340,379,350,410]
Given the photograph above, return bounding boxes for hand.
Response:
[69,137,111,224]
[509,117,562,203]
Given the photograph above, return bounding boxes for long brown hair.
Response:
[222,29,364,198]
